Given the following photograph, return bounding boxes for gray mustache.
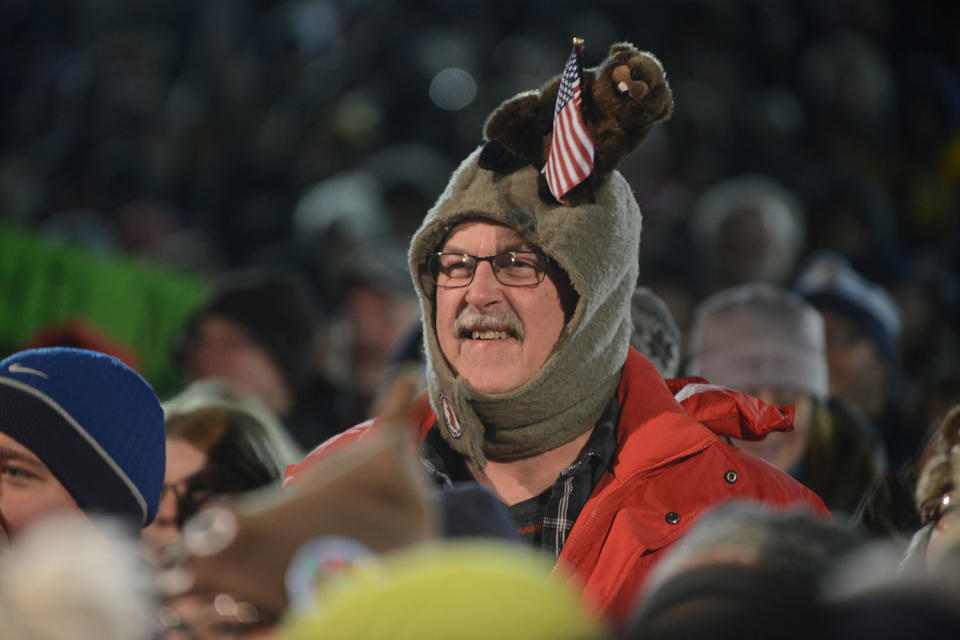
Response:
[452,306,524,340]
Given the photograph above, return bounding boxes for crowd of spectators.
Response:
[1,2,960,637]
[2,1,957,423]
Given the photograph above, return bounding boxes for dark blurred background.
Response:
[0,0,957,429]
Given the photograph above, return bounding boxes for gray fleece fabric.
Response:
[408,147,642,469]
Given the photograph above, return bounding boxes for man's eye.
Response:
[444,263,471,276]
[499,253,539,272]
[1,464,37,482]
[440,256,473,275]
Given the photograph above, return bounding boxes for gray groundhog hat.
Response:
[408,41,672,468]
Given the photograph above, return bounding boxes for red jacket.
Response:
[286,349,828,624]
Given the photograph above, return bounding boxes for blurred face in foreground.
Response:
[0,432,83,547]
[434,220,571,393]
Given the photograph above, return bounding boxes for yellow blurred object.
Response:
[279,541,607,640]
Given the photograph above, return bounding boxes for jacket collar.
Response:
[610,348,717,476]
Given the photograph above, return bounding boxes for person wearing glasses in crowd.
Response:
[143,379,301,551]
[285,42,828,624]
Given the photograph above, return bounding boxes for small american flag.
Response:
[543,40,594,204]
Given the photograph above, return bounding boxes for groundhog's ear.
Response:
[608,42,635,57]
[478,140,527,173]
[482,91,544,171]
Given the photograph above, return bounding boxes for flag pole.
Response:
[543,37,594,205]
[572,37,585,75]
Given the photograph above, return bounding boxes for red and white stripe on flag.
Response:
[542,46,594,204]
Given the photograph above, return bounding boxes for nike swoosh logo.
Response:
[8,362,48,378]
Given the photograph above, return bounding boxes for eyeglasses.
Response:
[428,251,549,288]
[162,468,253,528]
[920,491,955,526]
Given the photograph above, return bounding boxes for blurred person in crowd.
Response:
[19,318,143,373]
[690,174,806,294]
[142,378,301,551]
[175,267,341,450]
[885,252,960,430]
[799,31,897,182]
[291,171,391,260]
[0,347,165,544]
[637,242,703,334]
[628,501,862,639]
[155,375,528,637]
[289,172,422,426]
[365,143,454,239]
[285,43,826,625]
[155,406,437,636]
[687,283,885,513]
[630,286,681,379]
[852,465,921,542]
[325,235,421,426]
[0,515,156,640]
[795,167,897,263]
[820,538,960,639]
[892,52,960,246]
[901,402,960,571]
[794,252,910,465]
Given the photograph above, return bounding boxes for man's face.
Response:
[435,220,570,393]
[0,432,82,547]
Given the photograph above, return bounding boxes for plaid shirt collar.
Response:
[419,396,619,558]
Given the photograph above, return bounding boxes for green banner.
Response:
[0,223,207,397]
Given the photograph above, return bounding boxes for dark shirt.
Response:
[509,485,552,548]
[419,397,619,558]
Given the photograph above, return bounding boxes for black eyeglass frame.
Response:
[427,250,550,288]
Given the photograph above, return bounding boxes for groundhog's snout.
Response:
[612,64,649,99]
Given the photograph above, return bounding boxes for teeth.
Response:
[617,81,629,94]
[471,330,509,340]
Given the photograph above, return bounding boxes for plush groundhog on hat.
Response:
[480,41,673,204]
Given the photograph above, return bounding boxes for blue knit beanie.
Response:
[0,347,166,526]
[794,252,901,364]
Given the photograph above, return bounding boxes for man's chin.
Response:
[465,378,515,394]
[460,366,525,394]
[455,342,521,391]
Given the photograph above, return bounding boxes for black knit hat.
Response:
[176,268,321,390]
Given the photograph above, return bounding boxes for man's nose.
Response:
[464,260,503,307]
